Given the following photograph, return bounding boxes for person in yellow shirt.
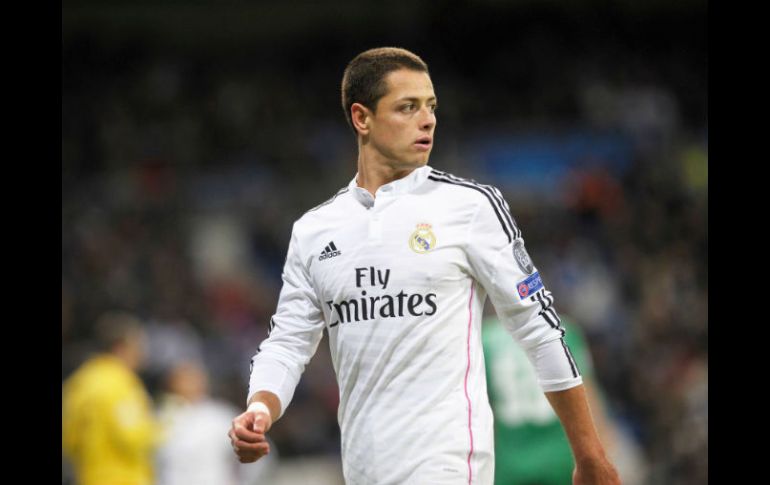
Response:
[62,311,159,485]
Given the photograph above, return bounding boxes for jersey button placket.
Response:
[369,190,388,241]
[369,203,383,240]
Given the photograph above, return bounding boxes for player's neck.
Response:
[356,146,423,197]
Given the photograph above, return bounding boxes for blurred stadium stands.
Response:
[63,1,706,484]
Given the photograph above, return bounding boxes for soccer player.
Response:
[484,315,614,485]
[62,312,159,485]
[229,47,621,484]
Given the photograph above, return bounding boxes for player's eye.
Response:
[429,104,438,113]
[401,103,416,112]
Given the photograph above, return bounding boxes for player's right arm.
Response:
[229,223,326,463]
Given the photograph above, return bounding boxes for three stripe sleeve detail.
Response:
[530,289,580,378]
[427,169,520,243]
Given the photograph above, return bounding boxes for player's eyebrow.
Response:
[395,96,437,103]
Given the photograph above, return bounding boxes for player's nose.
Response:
[418,107,436,131]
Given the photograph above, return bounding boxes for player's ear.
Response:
[351,103,371,136]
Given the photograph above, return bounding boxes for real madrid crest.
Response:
[409,223,436,254]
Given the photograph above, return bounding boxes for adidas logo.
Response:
[319,241,342,261]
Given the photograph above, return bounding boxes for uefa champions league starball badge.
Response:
[409,223,436,254]
[513,239,534,274]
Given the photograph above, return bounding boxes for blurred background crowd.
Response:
[62,1,706,484]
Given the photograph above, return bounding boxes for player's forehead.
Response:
[380,68,435,103]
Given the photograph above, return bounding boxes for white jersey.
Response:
[249,165,582,485]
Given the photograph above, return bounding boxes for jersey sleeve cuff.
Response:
[539,375,583,393]
[526,336,584,393]
[248,357,299,419]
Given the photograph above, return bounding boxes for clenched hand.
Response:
[228,402,273,463]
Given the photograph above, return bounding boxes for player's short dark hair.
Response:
[341,47,429,134]
[93,311,144,351]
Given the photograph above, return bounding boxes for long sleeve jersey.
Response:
[248,165,582,484]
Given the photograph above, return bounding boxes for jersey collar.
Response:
[348,165,432,208]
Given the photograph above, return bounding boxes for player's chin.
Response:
[406,150,431,165]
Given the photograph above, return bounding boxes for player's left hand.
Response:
[573,456,621,485]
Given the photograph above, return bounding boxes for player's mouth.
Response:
[414,136,432,151]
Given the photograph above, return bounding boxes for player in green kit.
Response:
[483,315,606,485]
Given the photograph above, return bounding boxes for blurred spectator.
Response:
[155,360,276,485]
[62,312,160,485]
[142,317,205,393]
